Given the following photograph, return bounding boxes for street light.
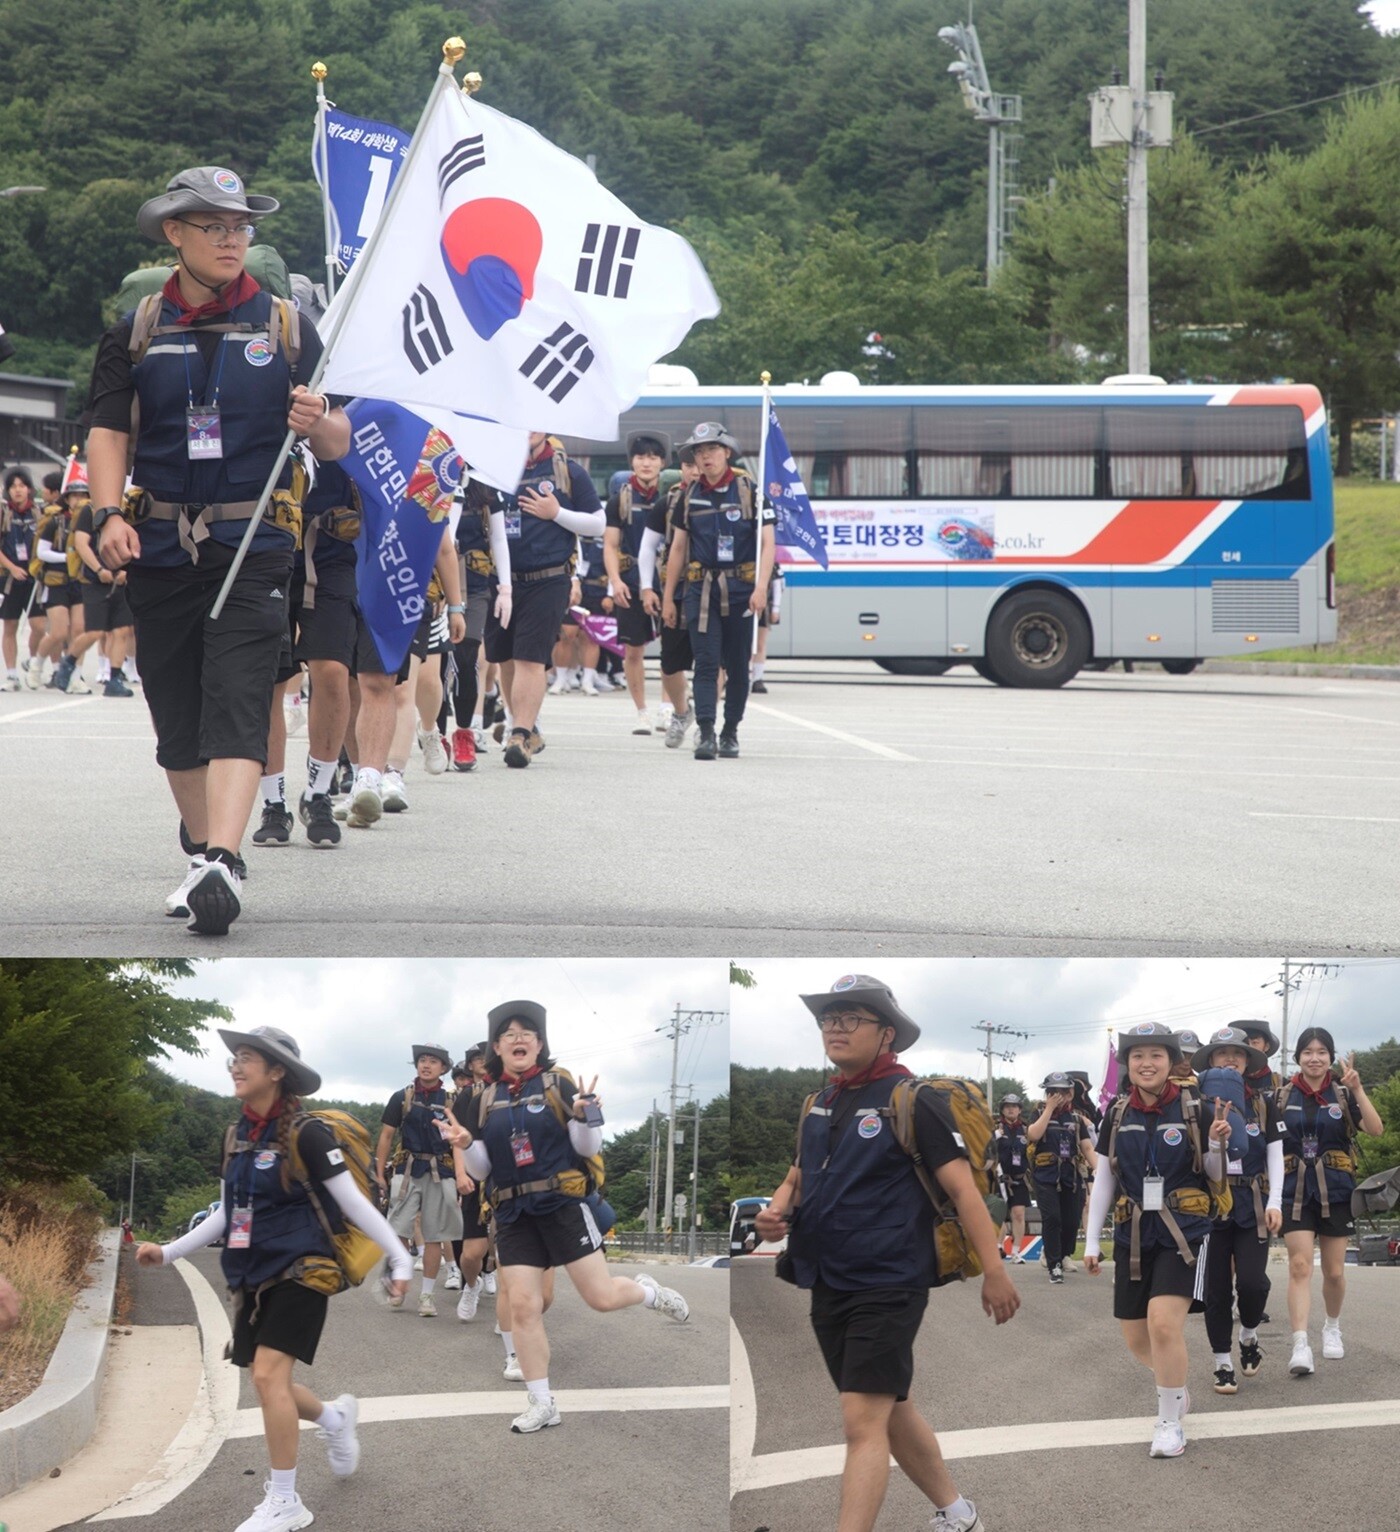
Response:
[0,186,46,198]
[936,24,1022,283]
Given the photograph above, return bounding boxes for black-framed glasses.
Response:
[819,1011,880,1034]
[177,217,256,245]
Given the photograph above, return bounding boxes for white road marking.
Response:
[1262,704,1400,730]
[746,701,918,761]
[736,1398,1400,1493]
[91,1259,239,1521]
[730,1319,758,1498]
[1249,812,1400,824]
[0,697,95,723]
[227,1384,727,1437]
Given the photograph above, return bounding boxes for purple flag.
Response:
[1098,1042,1120,1111]
[568,604,625,657]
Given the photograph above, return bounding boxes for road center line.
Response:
[1249,812,1400,824]
[746,702,918,761]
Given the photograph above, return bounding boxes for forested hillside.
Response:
[2,0,1398,428]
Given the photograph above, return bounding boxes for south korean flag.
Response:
[321,73,720,440]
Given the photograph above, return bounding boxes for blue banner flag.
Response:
[342,399,462,674]
[763,400,828,568]
[313,107,411,273]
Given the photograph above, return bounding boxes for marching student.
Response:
[640,452,699,747]
[602,431,669,733]
[136,1025,413,1532]
[1027,1071,1097,1284]
[1278,1026,1382,1375]
[445,999,689,1434]
[1,466,46,689]
[1085,1022,1232,1458]
[994,1094,1031,1261]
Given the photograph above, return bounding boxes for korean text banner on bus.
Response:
[313,107,411,273]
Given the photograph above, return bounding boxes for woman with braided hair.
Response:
[136,1025,414,1532]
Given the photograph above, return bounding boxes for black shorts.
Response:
[291,558,357,669]
[494,1199,604,1270]
[578,580,609,617]
[425,608,451,658]
[37,580,79,608]
[809,1282,928,1401]
[1005,1181,1032,1210]
[1282,1199,1355,1238]
[0,579,39,620]
[461,1190,491,1243]
[614,594,656,648]
[125,546,292,771]
[1112,1237,1208,1320]
[352,612,414,683]
[230,1278,330,1367]
[81,581,134,632]
[660,619,693,676]
[484,573,571,667]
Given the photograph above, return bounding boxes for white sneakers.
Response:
[346,771,383,828]
[580,675,599,696]
[510,1394,561,1434]
[1149,1421,1186,1458]
[547,675,569,696]
[482,1270,497,1296]
[380,770,409,812]
[418,1292,436,1318]
[503,1352,523,1381]
[930,1503,984,1532]
[166,856,242,935]
[456,1276,482,1321]
[233,1484,314,1532]
[636,1273,689,1322]
[443,1264,462,1290]
[1322,1322,1345,1360]
[632,709,652,735]
[165,856,210,918]
[418,726,448,775]
[1290,1334,1316,1376]
[317,1393,360,1476]
[664,709,693,749]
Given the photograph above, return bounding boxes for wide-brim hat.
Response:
[1041,1071,1075,1093]
[138,166,279,243]
[679,421,741,457]
[627,430,672,461]
[219,1025,320,1096]
[488,1000,550,1051]
[799,974,920,1053]
[412,1043,453,1068]
[1116,1021,1184,1065]
[1192,1026,1270,1076]
[1230,1019,1281,1057]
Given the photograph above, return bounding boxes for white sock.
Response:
[1324,1315,1341,1330]
[305,756,337,796]
[1239,1326,1258,1344]
[260,773,284,805]
[97,658,111,680]
[470,712,482,730]
[752,660,765,680]
[583,667,597,686]
[1156,1385,1185,1424]
[1293,1329,1309,1344]
[640,1282,657,1308]
[1213,1351,1232,1368]
[315,1402,344,1434]
[122,657,137,679]
[937,1497,974,1525]
[421,1274,435,1296]
[356,766,382,789]
[269,1466,297,1497]
[500,1329,514,1359]
[525,1377,550,1403]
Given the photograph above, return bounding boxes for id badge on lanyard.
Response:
[228,1207,253,1248]
[1011,1151,1022,1168]
[1058,1131,1073,1162]
[1301,1131,1320,1161]
[717,534,735,563]
[1141,1175,1165,1212]
[187,407,224,460]
[505,508,522,538]
[511,1132,536,1168]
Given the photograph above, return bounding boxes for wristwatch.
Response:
[447,602,466,614]
[90,505,124,541]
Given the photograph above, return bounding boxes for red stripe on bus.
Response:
[1046,500,1219,565]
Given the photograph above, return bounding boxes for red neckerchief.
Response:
[1127,1080,1180,1114]
[7,495,34,518]
[1291,1071,1335,1103]
[701,467,736,490]
[502,1063,544,1097]
[530,439,557,466]
[629,474,660,497]
[240,1096,286,1135]
[826,1053,913,1098]
[161,269,261,326]
[413,1081,443,1102]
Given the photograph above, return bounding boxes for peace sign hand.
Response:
[1340,1052,1362,1092]
[1209,1096,1232,1142]
[574,1076,602,1117]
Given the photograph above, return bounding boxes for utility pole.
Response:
[972,1020,1030,1106]
[688,1098,702,1261]
[1270,959,1340,1065]
[646,1098,659,1234]
[658,1006,725,1254]
[128,1152,138,1229]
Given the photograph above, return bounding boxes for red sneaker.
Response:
[451,727,477,772]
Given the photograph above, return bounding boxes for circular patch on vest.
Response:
[1245,1122,1261,1137]
[244,338,273,367]
[857,1112,882,1139]
[213,169,242,194]
[1328,1104,1343,1119]
[1161,1126,1184,1147]
[725,508,742,521]
[832,974,859,992]
[254,1150,277,1169]
[536,479,554,496]
[526,1099,546,1113]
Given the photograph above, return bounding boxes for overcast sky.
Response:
[1365,1,1400,29]
[733,958,1400,1094]
[163,959,728,1134]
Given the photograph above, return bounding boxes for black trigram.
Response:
[575,223,640,298]
[438,135,486,204]
[402,285,454,375]
[519,323,594,403]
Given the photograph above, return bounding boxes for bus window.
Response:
[916,453,980,496]
[1104,405,1308,500]
[844,454,911,496]
[1011,453,1095,497]
[914,407,1097,499]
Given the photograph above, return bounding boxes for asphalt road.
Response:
[731,1251,1400,1531]
[1,662,1397,955]
[58,1247,725,1532]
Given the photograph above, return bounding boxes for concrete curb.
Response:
[0,1226,122,1497]
[1201,660,1400,680]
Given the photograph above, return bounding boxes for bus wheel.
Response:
[875,658,952,677]
[970,658,1007,685]
[985,590,1090,688]
[1160,658,1201,676]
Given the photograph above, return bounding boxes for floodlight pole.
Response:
[1126,0,1149,373]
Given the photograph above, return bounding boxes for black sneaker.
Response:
[251,802,293,847]
[1239,1340,1263,1377]
[750,679,768,694]
[1049,1265,1064,1284]
[693,726,717,761]
[1214,1364,1238,1395]
[718,730,740,758]
[300,791,341,848]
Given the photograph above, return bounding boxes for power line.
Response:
[1189,75,1400,139]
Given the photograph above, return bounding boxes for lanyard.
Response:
[181,322,232,411]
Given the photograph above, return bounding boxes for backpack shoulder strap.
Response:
[273,296,301,367]
[793,1090,821,1164]
[619,482,633,524]
[1106,1096,1127,1180]
[1179,1086,1205,1173]
[540,1070,572,1128]
[219,1122,239,1180]
[1333,1082,1359,1140]
[127,293,165,364]
[887,1079,949,1215]
[736,472,755,517]
[550,444,573,501]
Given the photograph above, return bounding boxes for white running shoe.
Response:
[418,726,448,775]
[284,693,306,736]
[23,656,42,690]
[482,1270,497,1296]
[503,1352,523,1381]
[510,1394,561,1433]
[233,1483,314,1532]
[664,709,693,749]
[318,1393,360,1476]
[635,1272,689,1322]
[65,672,92,695]
[1149,1421,1186,1458]
[185,858,242,936]
[164,855,208,918]
[347,771,383,828]
[381,770,409,812]
[443,1264,462,1291]
[930,1501,984,1532]
[580,676,599,696]
[547,675,568,696]
[632,709,652,735]
[1322,1322,1344,1360]
[1,672,19,691]
[418,1292,437,1318]
[1290,1335,1315,1376]
[456,1277,482,1321]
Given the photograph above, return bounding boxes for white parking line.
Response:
[746,702,918,761]
[0,697,95,724]
[1249,812,1400,824]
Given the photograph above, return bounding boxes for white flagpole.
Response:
[753,368,772,671]
[211,38,470,620]
[312,61,338,303]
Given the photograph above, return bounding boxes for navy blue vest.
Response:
[1279,1080,1355,1208]
[1223,1090,1272,1229]
[1031,1110,1084,1191]
[1111,1095,1213,1252]
[398,1084,455,1172]
[613,481,658,574]
[1,506,37,569]
[130,291,297,567]
[788,1077,937,1292]
[997,1121,1030,1181]
[297,460,356,574]
[219,1118,334,1292]
[683,472,757,578]
[479,1076,579,1225]
[505,449,584,574]
[455,497,494,591]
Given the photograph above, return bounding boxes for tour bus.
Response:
[729,1196,771,1256]
[565,376,1336,687]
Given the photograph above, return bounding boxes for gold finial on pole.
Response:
[462,70,483,95]
[760,371,772,386]
[311,60,327,82]
[444,36,466,68]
